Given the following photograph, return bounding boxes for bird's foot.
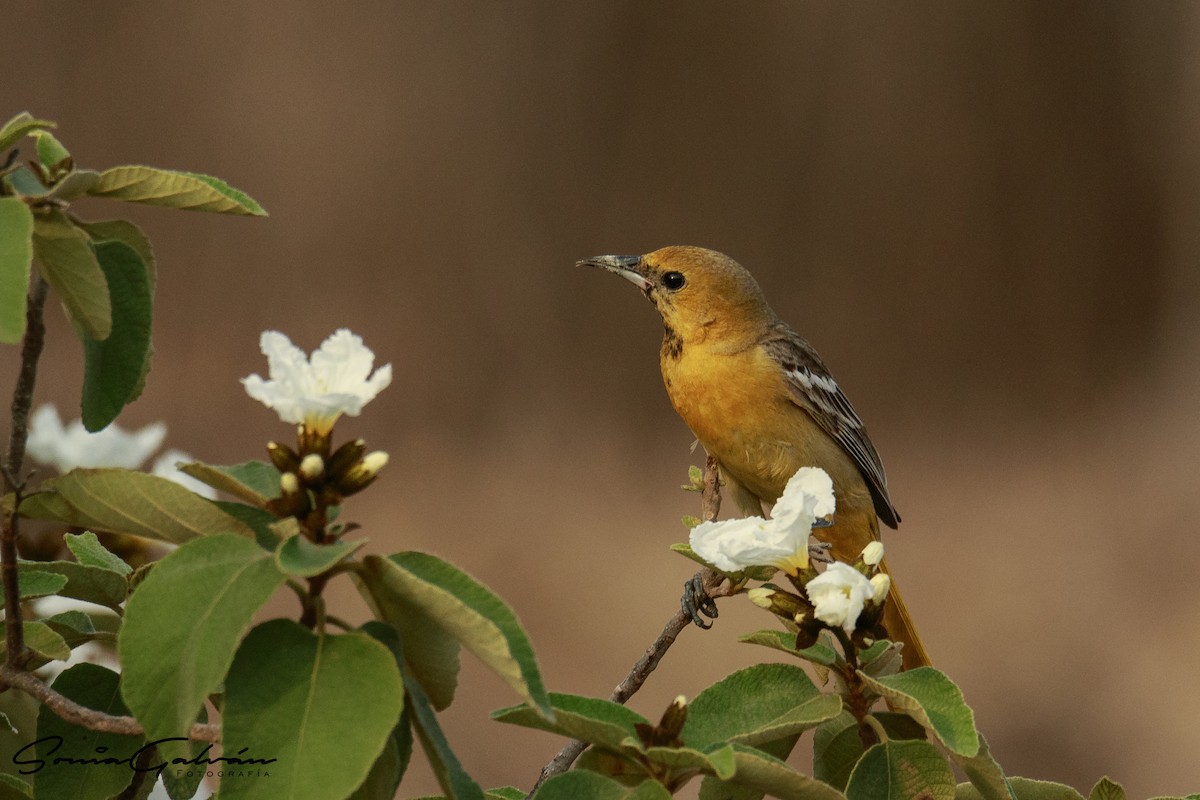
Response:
[682,570,719,629]
[808,537,834,565]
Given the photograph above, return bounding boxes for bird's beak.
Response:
[577,254,651,291]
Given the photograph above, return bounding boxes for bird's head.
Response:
[579,246,775,348]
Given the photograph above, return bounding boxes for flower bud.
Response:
[861,541,884,568]
[870,573,891,603]
[326,438,366,480]
[746,585,811,623]
[661,695,688,739]
[267,441,300,473]
[336,451,389,494]
[299,453,325,483]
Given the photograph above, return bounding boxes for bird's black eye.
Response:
[662,271,686,291]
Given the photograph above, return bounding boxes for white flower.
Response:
[771,467,836,529]
[151,450,217,500]
[690,515,801,573]
[26,404,165,473]
[241,329,392,434]
[861,541,884,568]
[689,466,835,574]
[870,573,891,603]
[805,561,875,634]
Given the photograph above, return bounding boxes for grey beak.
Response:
[577,254,651,291]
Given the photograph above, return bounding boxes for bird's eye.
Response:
[662,271,686,291]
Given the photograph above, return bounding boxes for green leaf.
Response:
[683,663,841,750]
[79,241,152,431]
[46,170,99,202]
[356,552,551,717]
[361,622,482,800]
[275,534,364,577]
[1089,779,1126,800]
[91,166,266,215]
[861,668,979,756]
[347,706,412,800]
[25,468,257,543]
[119,534,286,740]
[31,209,110,340]
[17,560,127,610]
[531,771,655,800]
[221,621,404,800]
[73,218,156,294]
[485,789,525,800]
[63,530,132,576]
[0,197,33,343]
[738,629,840,667]
[491,693,647,752]
[814,711,928,792]
[31,664,144,800]
[0,570,67,606]
[211,500,284,551]
[4,168,47,197]
[716,742,848,800]
[5,622,70,662]
[32,131,70,173]
[699,734,803,800]
[957,778,1086,800]
[952,734,1015,800]
[0,774,32,800]
[178,460,281,506]
[355,565,461,710]
[847,739,955,800]
[0,113,55,153]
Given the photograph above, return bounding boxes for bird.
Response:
[580,245,930,670]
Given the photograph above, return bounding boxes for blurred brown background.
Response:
[5,3,1200,797]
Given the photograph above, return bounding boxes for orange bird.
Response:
[581,245,930,669]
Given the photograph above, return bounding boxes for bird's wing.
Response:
[761,328,900,528]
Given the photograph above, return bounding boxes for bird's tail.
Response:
[878,559,932,670]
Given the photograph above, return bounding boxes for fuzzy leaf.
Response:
[63,530,132,576]
[492,693,647,752]
[860,668,979,756]
[0,570,66,606]
[0,197,33,343]
[119,534,286,740]
[683,663,841,750]
[80,241,152,430]
[31,209,110,339]
[25,468,256,543]
[221,621,404,800]
[275,534,364,577]
[91,166,266,216]
[356,552,550,716]
[0,113,55,153]
[31,664,144,800]
[178,460,281,506]
[847,739,955,800]
[17,560,127,610]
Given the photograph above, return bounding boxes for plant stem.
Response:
[528,457,728,796]
[833,628,878,749]
[1,276,49,672]
[0,664,221,741]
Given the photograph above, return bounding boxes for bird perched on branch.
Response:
[581,245,930,670]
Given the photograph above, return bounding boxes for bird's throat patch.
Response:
[661,325,683,360]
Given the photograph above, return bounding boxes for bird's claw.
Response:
[682,572,719,629]
[808,538,834,565]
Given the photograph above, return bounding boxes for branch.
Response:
[0,664,221,742]
[2,276,49,668]
[529,456,729,794]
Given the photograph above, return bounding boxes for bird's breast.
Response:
[661,344,870,514]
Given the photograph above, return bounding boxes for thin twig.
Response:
[529,457,728,794]
[2,276,50,671]
[0,664,221,741]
